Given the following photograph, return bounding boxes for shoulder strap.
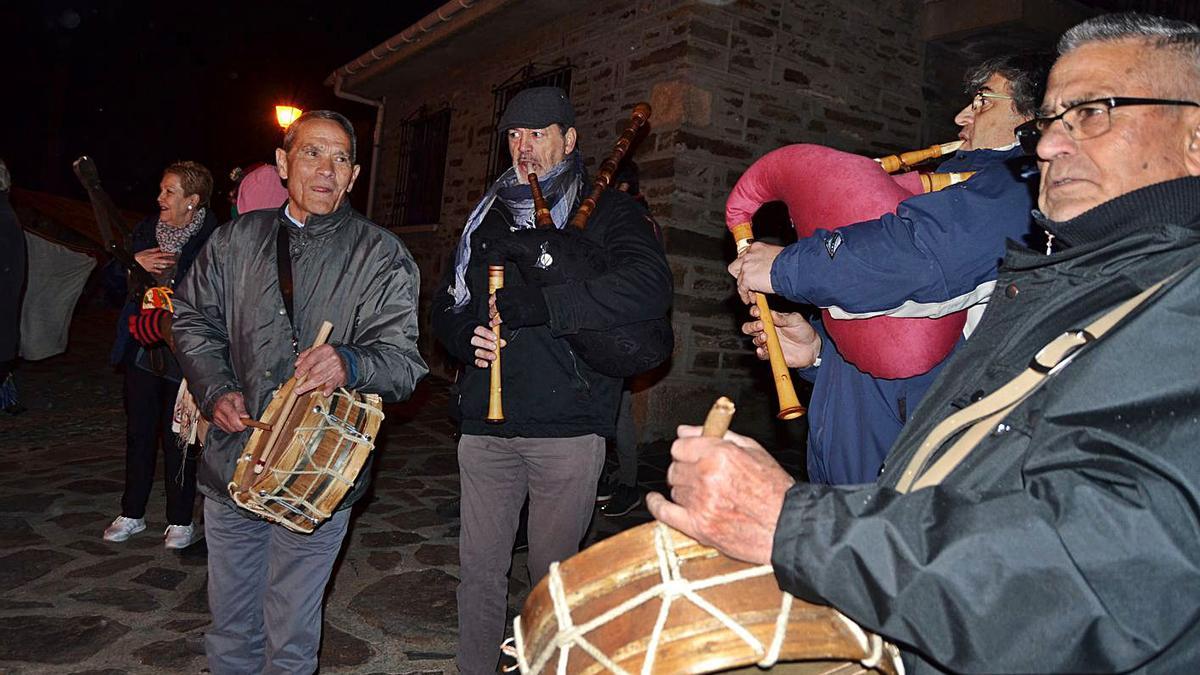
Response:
[276,224,298,355]
[896,266,1190,493]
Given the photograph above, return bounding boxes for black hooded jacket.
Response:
[772,177,1200,673]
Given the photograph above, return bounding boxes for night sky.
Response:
[3,1,444,215]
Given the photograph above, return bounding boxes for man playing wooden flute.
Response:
[654,12,1200,671]
[430,87,671,674]
[172,110,428,674]
[731,54,1051,486]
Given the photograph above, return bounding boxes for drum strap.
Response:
[895,265,1189,493]
[276,224,299,355]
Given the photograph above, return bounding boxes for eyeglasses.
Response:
[1016,96,1200,155]
[970,91,1012,112]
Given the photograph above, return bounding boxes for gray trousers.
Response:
[456,434,605,675]
[203,497,350,675]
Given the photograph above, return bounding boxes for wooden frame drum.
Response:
[510,521,901,675]
[228,387,383,534]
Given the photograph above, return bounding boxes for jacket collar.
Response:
[1033,176,1200,248]
[1000,176,1200,272]
[277,199,354,239]
[941,145,1027,173]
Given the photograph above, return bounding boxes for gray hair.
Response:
[282,110,358,164]
[0,159,9,192]
[1059,13,1200,97]
[1059,12,1200,53]
[964,53,1054,118]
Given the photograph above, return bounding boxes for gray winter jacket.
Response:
[172,201,428,508]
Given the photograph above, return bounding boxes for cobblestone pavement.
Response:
[0,308,801,674]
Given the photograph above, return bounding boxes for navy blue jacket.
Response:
[777,147,1037,484]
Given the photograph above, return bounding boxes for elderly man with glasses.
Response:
[730,54,1049,486]
[655,12,1200,672]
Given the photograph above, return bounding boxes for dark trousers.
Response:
[614,387,638,487]
[121,364,197,525]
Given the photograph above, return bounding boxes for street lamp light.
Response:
[275,105,303,130]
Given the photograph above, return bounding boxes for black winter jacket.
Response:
[431,189,671,438]
[772,177,1200,673]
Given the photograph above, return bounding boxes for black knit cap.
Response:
[497,86,575,132]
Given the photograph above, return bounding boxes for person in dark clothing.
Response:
[653,13,1200,673]
[732,54,1049,485]
[431,87,672,674]
[0,159,27,413]
[103,161,219,549]
[597,160,659,517]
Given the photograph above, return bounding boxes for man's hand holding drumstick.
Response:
[647,402,797,566]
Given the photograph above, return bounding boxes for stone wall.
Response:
[369,0,927,450]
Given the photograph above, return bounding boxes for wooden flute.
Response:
[485,265,505,424]
[730,223,806,420]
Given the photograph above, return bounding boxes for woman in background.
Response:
[104,161,218,549]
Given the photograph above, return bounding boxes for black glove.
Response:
[480,229,606,287]
[495,286,550,329]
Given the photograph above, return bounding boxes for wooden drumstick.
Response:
[253,320,335,474]
[701,397,736,438]
[729,223,805,420]
[239,417,272,432]
[485,265,505,424]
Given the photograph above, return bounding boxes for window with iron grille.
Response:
[386,107,451,228]
[485,64,573,184]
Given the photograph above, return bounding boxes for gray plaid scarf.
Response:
[155,206,206,253]
[448,153,584,309]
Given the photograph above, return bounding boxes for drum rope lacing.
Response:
[242,390,382,530]
[502,521,894,674]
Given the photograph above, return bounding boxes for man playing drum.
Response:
[430,87,672,674]
[172,110,428,673]
[731,54,1050,485]
[653,12,1200,671]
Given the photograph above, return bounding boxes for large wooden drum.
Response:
[511,521,901,674]
[228,387,383,534]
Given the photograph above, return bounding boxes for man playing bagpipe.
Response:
[730,54,1051,485]
[430,87,672,674]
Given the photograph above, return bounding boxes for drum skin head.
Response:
[514,521,900,674]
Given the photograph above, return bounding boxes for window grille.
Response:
[387,107,452,228]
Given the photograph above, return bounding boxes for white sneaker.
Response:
[103,516,146,542]
[163,523,196,550]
